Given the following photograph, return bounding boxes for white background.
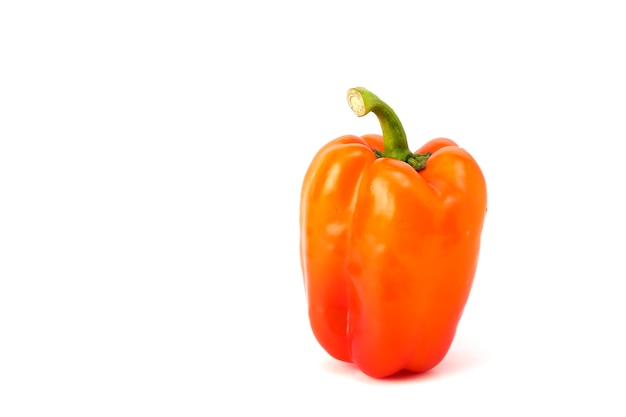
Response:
[2,1,625,415]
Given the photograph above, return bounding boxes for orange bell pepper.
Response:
[299,87,487,378]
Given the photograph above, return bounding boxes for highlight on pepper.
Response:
[299,87,487,378]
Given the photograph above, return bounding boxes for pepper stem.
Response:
[347,87,430,171]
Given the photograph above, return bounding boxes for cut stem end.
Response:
[347,88,367,117]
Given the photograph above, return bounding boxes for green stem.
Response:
[347,87,430,171]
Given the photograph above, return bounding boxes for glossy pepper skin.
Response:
[300,88,487,378]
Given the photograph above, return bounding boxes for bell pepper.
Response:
[299,87,487,378]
